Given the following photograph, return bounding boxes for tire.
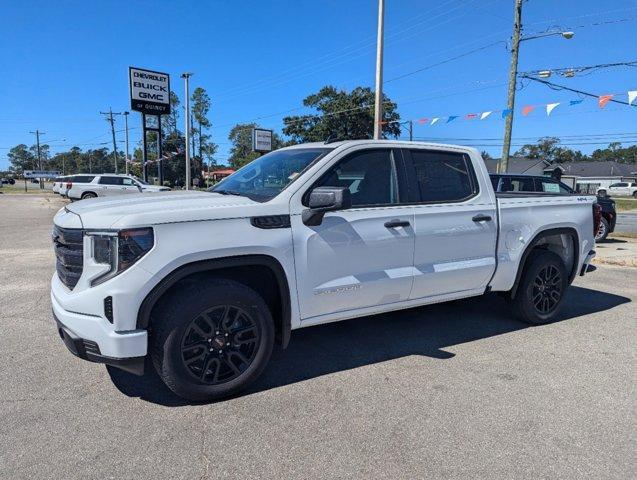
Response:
[595,217,609,242]
[81,192,97,199]
[150,279,274,401]
[511,250,568,325]
[632,191,637,198]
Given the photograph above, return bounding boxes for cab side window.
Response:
[315,149,399,207]
[409,150,476,202]
[122,178,135,186]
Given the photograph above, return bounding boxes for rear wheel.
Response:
[150,279,274,401]
[595,217,609,242]
[511,250,568,325]
[81,192,97,199]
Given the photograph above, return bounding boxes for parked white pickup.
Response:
[51,140,596,401]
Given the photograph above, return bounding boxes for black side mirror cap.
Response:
[302,186,351,226]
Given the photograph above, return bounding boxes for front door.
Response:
[403,148,498,299]
[291,148,415,320]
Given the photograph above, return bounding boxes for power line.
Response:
[520,76,637,107]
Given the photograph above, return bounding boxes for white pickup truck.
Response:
[51,140,597,401]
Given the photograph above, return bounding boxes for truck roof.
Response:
[282,139,479,152]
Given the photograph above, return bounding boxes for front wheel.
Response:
[511,250,568,325]
[150,279,274,401]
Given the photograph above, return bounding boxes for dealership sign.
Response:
[252,128,273,152]
[23,170,61,179]
[129,67,171,115]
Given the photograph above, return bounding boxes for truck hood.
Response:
[64,190,264,229]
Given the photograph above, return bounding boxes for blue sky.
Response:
[1,0,636,169]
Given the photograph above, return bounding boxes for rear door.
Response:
[404,148,497,299]
[98,176,122,196]
[291,147,416,320]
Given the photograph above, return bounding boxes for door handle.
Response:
[384,220,411,228]
[472,214,492,222]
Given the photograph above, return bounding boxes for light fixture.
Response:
[561,31,574,39]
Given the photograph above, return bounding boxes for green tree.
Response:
[227,123,285,169]
[161,91,181,135]
[514,137,585,163]
[191,87,218,176]
[7,144,35,173]
[590,143,637,164]
[282,85,401,142]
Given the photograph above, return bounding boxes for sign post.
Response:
[252,128,273,153]
[129,67,170,183]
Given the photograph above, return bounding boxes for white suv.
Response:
[67,174,170,200]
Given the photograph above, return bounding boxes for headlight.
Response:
[89,227,154,286]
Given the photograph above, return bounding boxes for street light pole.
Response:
[123,111,130,175]
[373,0,385,140]
[499,0,523,174]
[181,73,193,190]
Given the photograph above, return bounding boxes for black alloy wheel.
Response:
[180,305,259,385]
[511,249,568,325]
[531,264,563,315]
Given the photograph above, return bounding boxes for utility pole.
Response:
[182,73,193,190]
[100,108,121,173]
[499,0,523,173]
[408,120,413,141]
[123,111,130,175]
[373,0,385,140]
[29,130,45,189]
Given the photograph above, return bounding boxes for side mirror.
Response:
[302,186,351,226]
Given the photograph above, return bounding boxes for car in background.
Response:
[603,181,637,198]
[66,174,170,200]
[52,176,69,194]
[490,173,616,242]
[1,177,16,185]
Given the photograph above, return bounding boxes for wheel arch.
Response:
[137,254,292,348]
[510,227,580,299]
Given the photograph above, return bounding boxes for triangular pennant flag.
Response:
[501,109,512,118]
[446,116,458,123]
[599,95,613,108]
[465,113,477,120]
[628,91,637,106]
[546,102,560,116]
[417,117,428,125]
[480,111,492,120]
[569,99,583,106]
[522,105,535,116]
[430,118,439,125]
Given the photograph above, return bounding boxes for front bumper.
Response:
[51,290,147,375]
[54,314,145,375]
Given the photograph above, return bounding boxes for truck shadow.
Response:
[107,285,630,406]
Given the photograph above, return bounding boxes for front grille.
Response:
[52,225,84,289]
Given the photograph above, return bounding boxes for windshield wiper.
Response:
[213,189,245,197]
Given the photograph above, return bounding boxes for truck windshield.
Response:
[210,147,332,201]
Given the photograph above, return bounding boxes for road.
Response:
[616,212,637,234]
[1,194,635,480]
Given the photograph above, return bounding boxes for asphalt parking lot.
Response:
[1,194,635,479]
